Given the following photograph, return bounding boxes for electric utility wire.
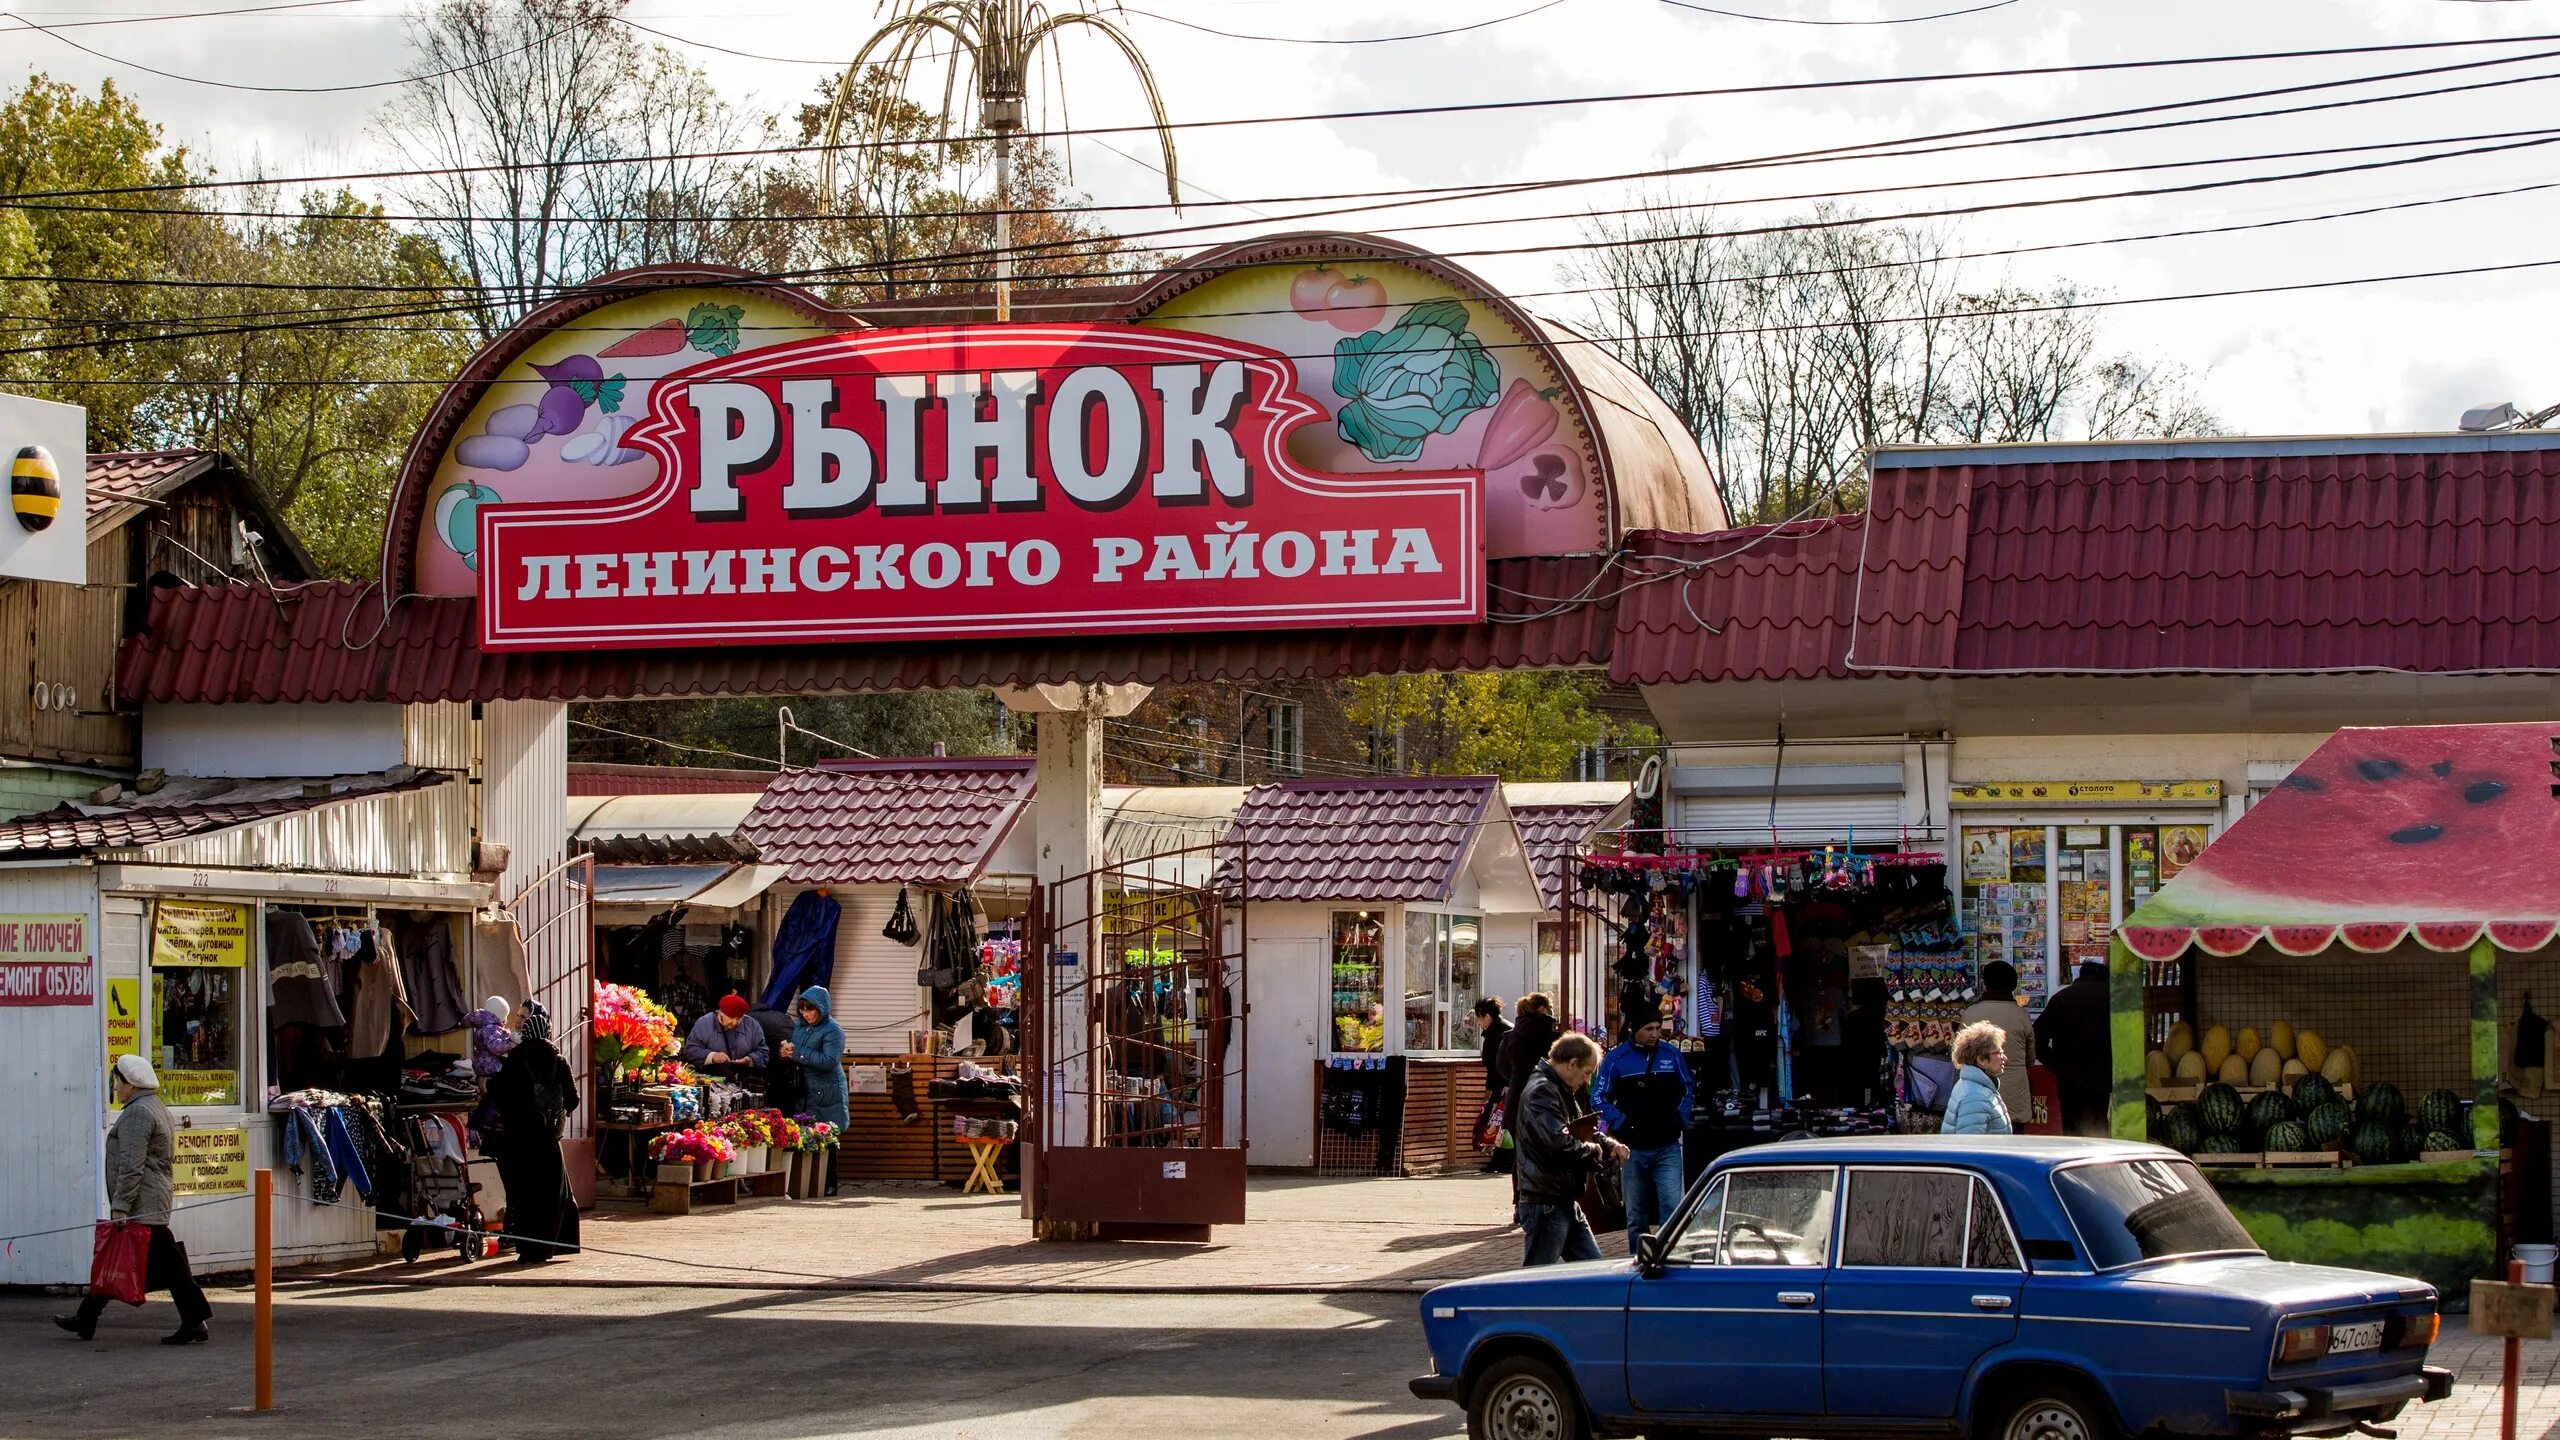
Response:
[19,36,2560,330]
[0,7,586,94]
[34,164,2554,342]
[12,130,2555,362]
[1657,0,2021,22]
[27,246,2560,391]
[20,48,2560,309]
[8,29,2551,332]
[1120,0,1577,43]
[32,48,2560,232]
[1,0,368,30]
[13,28,2560,201]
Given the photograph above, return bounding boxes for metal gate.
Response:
[1025,843,1247,1239]
[512,852,595,1137]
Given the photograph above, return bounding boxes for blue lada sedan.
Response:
[1412,1137,2451,1440]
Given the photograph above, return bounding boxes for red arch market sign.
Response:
[478,324,1483,650]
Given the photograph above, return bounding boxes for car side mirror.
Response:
[1636,1230,1668,1276]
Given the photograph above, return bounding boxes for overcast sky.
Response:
[9,0,2560,435]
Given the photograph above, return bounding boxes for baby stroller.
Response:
[398,1112,491,1264]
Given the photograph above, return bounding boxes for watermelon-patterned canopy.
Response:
[2120,721,2560,962]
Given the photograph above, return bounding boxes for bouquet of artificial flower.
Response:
[791,1116,841,1152]
[649,1125,736,1166]
[592,982,678,1075]
[720,1108,788,1149]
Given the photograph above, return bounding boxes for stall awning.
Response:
[591,863,787,910]
[2121,722,2560,960]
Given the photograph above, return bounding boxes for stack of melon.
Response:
[2147,1019,2358,1092]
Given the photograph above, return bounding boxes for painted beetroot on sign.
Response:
[475,322,1483,650]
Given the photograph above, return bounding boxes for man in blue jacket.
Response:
[1596,996,1695,1256]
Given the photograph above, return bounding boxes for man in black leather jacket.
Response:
[1515,1033,1628,1266]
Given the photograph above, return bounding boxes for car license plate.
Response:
[2329,1321,2385,1354]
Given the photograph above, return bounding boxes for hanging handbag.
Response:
[1579,1159,1628,1237]
[90,1221,151,1306]
[883,887,921,947]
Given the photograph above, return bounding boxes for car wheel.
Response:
[1468,1355,1584,1440]
[1991,1386,2110,1440]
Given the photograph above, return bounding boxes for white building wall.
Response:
[135,783,474,879]
[402,701,476,773]
[140,702,405,778]
[482,699,568,899]
[0,867,107,1286]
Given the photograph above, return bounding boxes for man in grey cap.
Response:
[57,1055,212,1344]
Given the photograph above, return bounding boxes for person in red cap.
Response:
[680,993,768,1078]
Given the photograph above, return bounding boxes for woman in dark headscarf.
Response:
[487,1000,581,1264]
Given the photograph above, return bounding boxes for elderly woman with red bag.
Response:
[56,1055,212,1344]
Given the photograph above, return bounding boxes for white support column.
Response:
[995,682,1149,1224]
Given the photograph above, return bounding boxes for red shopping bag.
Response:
[89,1221,150,1305]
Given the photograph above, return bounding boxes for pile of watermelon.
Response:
[2333,1084,2471,1164]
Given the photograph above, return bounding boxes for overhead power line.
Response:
[16,251,2560,386]
[13,170,2555,341]
[0,7,584,94]
[9,28,2560,201]
[1119,0,1577,44]
[7,120,2552,357]
[1657,0,2022,22]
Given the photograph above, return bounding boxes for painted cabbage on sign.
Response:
[1330,299,1500,462]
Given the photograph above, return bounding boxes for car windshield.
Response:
[2053,1158,2262,1269]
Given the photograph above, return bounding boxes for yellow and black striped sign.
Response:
[10,444,60,533]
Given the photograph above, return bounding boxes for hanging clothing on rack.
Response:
[759,890,843,1010]
[473,913,533,1015]
[346,928,415,1061]
[267,910,344,1029]
[398,917,470,1035]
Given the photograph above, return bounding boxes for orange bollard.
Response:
[2503,1257,2522,1440]
[254,1167,273,1412]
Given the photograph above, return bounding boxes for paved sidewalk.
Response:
[298,1172,1530,1293]
[2413,1322,2560,1440]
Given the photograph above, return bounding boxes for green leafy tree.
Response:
[0,76,206,448]
[1345,672,1635,782]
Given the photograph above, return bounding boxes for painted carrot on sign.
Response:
[600,319,690,358]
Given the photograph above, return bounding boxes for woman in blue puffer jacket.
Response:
[780,985,849,1194]
[1942,1020,2016,1136]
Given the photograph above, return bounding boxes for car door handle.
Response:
[1776,1292,1818,1307]
[1971,1295,2014,1311]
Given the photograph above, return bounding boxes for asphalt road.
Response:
[1,1283,1462,1440]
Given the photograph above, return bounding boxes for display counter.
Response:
[2201,1157,2497,1301]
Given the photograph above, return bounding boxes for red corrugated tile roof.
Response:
[1223,776,1499,903]
[736,758,1034,886]
[1512,802,1624,911]
[1884,436,2560,675]
[116,555,1613,704]
[1610,517,1867,685]
[0,772,448,859]
[87,449,208,504]
[568,764,775,795]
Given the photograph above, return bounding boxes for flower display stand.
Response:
[653,1172,745,1215]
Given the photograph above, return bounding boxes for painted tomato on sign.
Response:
[476,323,1484,650]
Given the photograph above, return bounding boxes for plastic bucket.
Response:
[2516,1243,2557,1284]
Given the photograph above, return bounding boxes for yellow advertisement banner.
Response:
[1948,780,2223,808]
[159,1069,240,1108]
[104,977,139,1107]
[149,900,250,969]
[170,1126,248,1197]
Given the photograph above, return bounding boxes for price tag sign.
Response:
[2471,1280,2555,1340]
